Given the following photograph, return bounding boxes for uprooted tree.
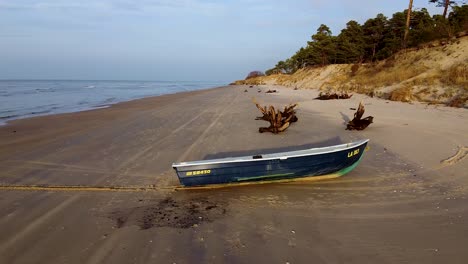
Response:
[253,99,298,133]
[315,91,353,100]
[346,102,374,130]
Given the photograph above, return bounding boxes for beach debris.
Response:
[346,102,374,130]
[315,91,353,100]
[108,197,227,230]
[266,89,277,93]
[253,98,298,134]
[440,146,468,166]
[244,89,248,92]
[447,95,468,108]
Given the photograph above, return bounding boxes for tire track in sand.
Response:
[0,195,79,257]
[175,92,239,163]
[114,92,234,177]
[0,89,233,262]
[83,92,237,263]
[0,92,205,178]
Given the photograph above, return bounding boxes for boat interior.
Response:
[173,139,369,167]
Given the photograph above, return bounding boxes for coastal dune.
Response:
[0,85,467,263]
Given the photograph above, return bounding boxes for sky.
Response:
[0,0,444,82]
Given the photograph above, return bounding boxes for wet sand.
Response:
[0,85,467,263]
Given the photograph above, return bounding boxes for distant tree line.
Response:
[265,2,468,75]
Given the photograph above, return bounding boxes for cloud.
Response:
[0,0,227,15]
[0,1,108,12]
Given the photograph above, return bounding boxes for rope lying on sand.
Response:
[0,174,344,192]
[0,185,177,192]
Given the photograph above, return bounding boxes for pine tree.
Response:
[378,11,406,58]
[404,0,414,47]
[449,4,468,32]
[362,14,387,62]
[408,8,436,46]
[429,0,454,18]
[336,21,365,63]
[266,2,468,73]
[307,24,336,66]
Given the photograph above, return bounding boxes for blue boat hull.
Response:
[173,140,368,187]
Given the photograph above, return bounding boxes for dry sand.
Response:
[0,85,467,263]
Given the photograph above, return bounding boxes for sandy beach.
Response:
[0,85,467,263]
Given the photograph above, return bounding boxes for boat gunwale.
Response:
[173,139,369,168]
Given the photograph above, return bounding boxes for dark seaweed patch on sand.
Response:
[109,197,227,230]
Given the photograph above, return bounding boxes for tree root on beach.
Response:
[315,92,353,100]
[346,102,374,130]
[253,98,298,134]
[446,95,468,108]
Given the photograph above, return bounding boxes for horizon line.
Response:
[0,78,230,83]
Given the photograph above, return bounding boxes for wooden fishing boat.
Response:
[172,139,369,187]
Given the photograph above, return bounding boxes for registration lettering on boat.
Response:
[347,149,359,158]
[186,170,211,176]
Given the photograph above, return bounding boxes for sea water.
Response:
[0,80,226,125]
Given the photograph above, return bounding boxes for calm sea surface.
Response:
[0,80,226,125]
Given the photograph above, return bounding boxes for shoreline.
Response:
[1,84,467,263]
[0,104,112,127]
[0,85,227,127]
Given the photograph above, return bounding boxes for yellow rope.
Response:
[0,172,343,192]
[0,185,176,192]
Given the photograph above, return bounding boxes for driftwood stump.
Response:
[346,102,373,130]
[315,92,353,100]
[253,99,298,133]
